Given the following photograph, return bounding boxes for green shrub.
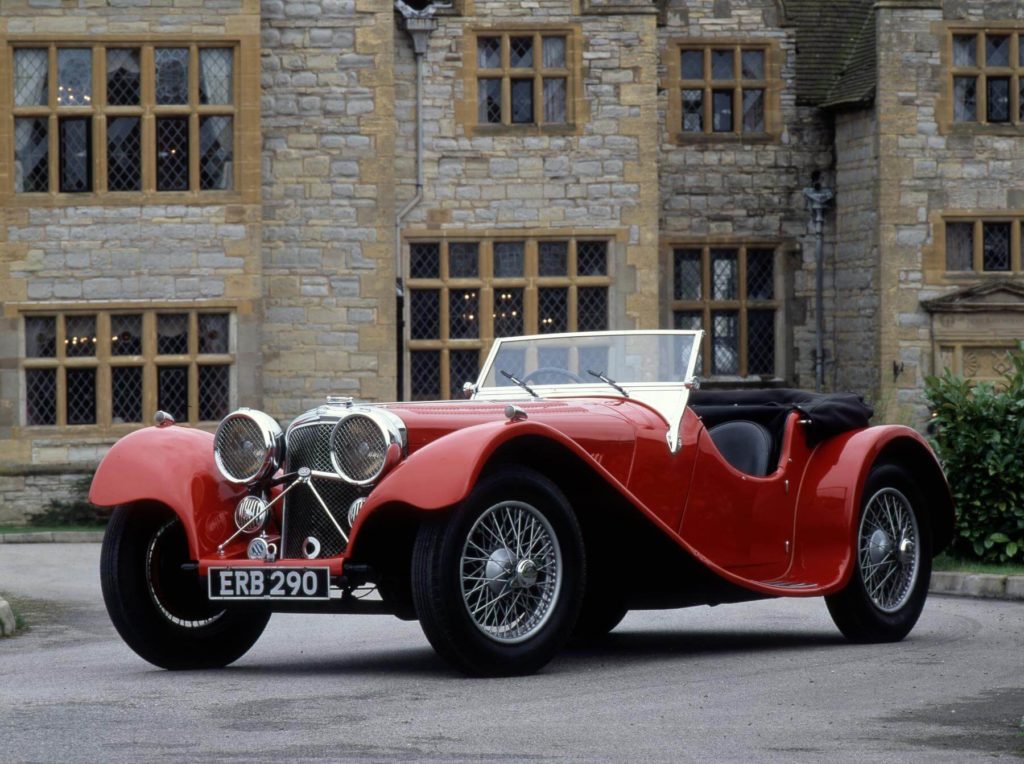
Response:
[925,352,1024,563]
[28,474,108,528]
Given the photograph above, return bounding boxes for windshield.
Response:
[477,331,701,392]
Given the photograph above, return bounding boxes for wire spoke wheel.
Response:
[146,519,223,629]
[858,487,919,613]
[460,501,563,644]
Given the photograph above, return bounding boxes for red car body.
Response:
[91,331,954,675]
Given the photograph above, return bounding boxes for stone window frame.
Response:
[663,38,782,144]
[667,241,783,380]
[19,304,236,431]
[404,235,614,400]
[927,212,1024,283]
[1,37,259,206]
[941,24,1024,134]
[459,25,587,138]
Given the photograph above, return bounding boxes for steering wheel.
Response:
[521,367,585,385]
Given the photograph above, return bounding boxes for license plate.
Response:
[208,567,331,601]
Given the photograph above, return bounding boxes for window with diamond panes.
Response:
[9,44,236,196]
[21,310,234,428]
[671,245,779,378]
[406,238,612,399]
[943,218,1024,274]
[474,31,573,129]
[949,30,1024,126]
[673,44,770,139]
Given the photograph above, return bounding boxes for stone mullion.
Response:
[738,247,749,378]
[972,219,983,272]
[188,45,200,193]
[53,315,68,428]
[1013,220,1022,274]
[95,313,112,428]
[140,46,156,194]
[142,312,158,423]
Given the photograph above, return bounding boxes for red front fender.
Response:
[89,426,244,559]
[349,418,614,546]
[786,425,952,593]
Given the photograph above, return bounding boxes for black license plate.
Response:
[208,567,331,601]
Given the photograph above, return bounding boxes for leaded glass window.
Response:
[22,309,234,428]
[474,31,572,128]
[942,217,1024,274]
[676,44,770,138]
[21,309,234,428]
[671,244,780,379]
[406,238,612,399]
[949,30,1024,127]
[10,43,237,196]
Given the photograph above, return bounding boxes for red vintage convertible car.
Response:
[92,330,954,676]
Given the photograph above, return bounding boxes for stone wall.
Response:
[395,0,661,332]
[833,109,881,398]
[0,1,264,515]
[260,0,397,418]
[658,0,834,387]
[875,0,1024,423]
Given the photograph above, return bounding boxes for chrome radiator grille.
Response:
[282,422,362,559]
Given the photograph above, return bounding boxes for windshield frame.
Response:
[471,330,703,452]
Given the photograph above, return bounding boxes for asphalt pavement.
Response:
[1,542,1022,763]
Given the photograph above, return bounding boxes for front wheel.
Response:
[411,467,584,676]
[100,503,270,669]
[825,464,932,643]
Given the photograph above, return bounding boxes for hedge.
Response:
[924,352,1024,563]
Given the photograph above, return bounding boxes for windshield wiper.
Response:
[587,369,629,398]
[500,370,539,398]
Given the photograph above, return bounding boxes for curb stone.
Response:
[0,597,15,637]
[0,531,1022,602]
[930,571,1024,601]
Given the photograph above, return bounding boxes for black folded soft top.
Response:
[688,388,874,447]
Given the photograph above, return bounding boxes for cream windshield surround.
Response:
[471,330,703,452]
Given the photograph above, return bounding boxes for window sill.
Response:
[469,123,580,138]
[672,131,778,145]
[943,123,1024,137]
[5,189,247,207]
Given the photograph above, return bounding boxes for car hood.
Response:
[384,398,665,485]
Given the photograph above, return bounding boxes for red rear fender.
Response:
[787,425,951,592]
[89,426,244,558]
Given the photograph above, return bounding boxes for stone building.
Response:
[1,0,1022,521]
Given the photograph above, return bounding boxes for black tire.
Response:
[411,467,584,676]
[100,503,270,669]
[825,463,932,643]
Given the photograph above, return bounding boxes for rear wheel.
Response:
[412,468,584,676]
[825,464,932,643]
[100,503,270,669]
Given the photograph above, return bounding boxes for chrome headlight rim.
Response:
[329,409,405,486]
[213,409,284,485]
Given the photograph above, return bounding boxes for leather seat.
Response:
[707,420,773,477]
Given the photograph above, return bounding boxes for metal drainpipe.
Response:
[394,8,435,400]
[803,182,834,393]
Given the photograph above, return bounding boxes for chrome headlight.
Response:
[214,409,284,484]
[329,410,404,485]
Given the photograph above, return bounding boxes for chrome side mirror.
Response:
[462,381,477,399]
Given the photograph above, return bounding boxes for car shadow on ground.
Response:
[217,627,847,679]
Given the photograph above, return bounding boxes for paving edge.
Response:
[0,531,1022,602]
[0,597,15,637]
[0,530,105,544]
[929,570,1024,601]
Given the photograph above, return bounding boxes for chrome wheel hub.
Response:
[858,487,920,613]
[460,501,563,644]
